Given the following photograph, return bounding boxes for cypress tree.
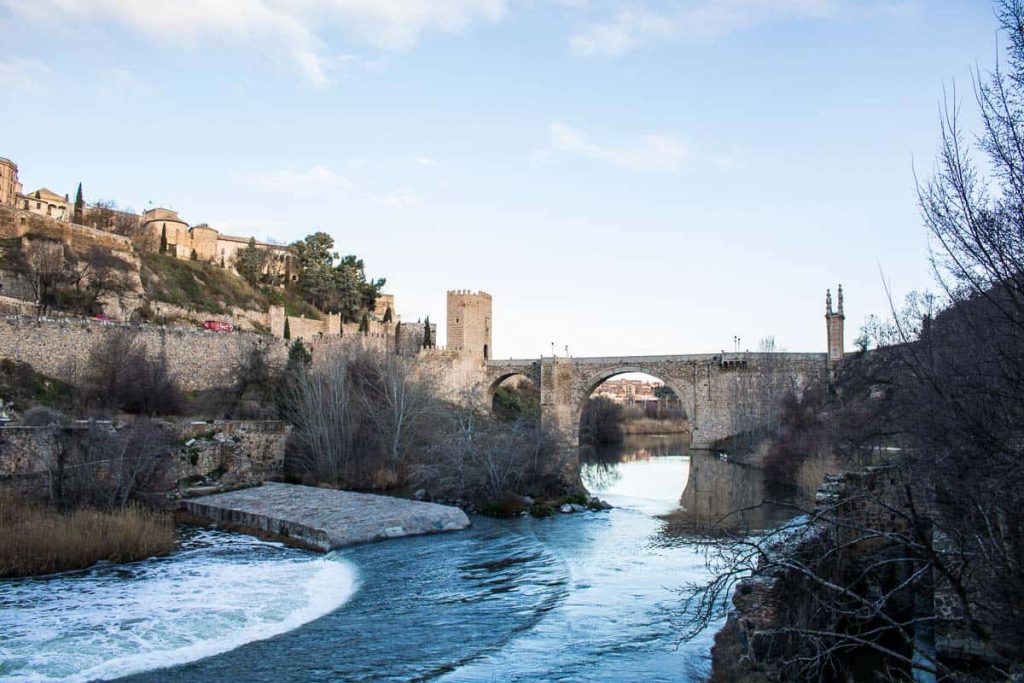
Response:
[73,183,83,224]
[382,306,393,323]
[359,312,369,334]
[284,317,291,340]
[190,249,198,261]
[423,316,432,348]
[394,322,402,354]
[159,225,168,254]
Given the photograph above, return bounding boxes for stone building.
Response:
[447,290,492,359]
[17,187,70,221]
[139,207,298,282]
[0,157,21,207]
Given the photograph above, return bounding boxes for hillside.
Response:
[138,253,319,319]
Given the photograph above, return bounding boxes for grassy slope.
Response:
[139,253,319,318]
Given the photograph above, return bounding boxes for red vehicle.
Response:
[203,320,233,332]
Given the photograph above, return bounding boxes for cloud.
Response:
[569,0,836,56]
[0,0,507,87]
[0,58,51,94]
[243,165,357,195]
[411,156,438,167]
[549,122,687,171]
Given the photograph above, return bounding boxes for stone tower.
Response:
[826,285,845,363]
[447,290,492,359]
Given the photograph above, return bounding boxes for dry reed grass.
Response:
[0,497,175,578]
[620,417,690,435]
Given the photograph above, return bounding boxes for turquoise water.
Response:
[1,435,793,682]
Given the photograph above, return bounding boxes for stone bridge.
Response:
[482,352,829,450]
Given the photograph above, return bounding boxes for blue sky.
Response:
[0,0,1000,358]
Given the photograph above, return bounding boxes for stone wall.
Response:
[0,420,290,499]
[0,315,291,391]
[0,205,133,252]
[177,420,289,485]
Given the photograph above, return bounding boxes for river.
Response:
[0,434,800,682]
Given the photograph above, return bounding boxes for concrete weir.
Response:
[183,482,471,551]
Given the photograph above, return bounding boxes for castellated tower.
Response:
[447,290,492,359]
[825,285,845,363]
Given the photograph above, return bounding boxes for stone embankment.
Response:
[183,482,471,551]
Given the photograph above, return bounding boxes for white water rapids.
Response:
[0,530,357,682]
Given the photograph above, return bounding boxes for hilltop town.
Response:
[0,155,449,346]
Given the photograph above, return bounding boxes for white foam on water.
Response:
[0,534,358,682]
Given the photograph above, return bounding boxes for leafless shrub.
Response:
[281,344,442,488]
[20,406,66,427]
[45,420,175,510]
[80,329,183,415]
[411,405,567,502]
[280,345,570,499]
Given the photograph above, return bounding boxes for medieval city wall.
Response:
[0,316,291,391]
[0,316,442,394]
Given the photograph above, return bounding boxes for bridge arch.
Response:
[572,365,694,459]
[487,371,535,399]
[578,366,690,415]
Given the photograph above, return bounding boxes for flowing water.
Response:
[0,435,800,682]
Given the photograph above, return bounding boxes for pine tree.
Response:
[423,316,432,348]
[359,312,369,334]
[159,225,168,254]
[73,183,83,224]
[284,317,291,340]
[382,306,393,323]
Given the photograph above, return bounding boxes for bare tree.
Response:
[47,420,174,510]
[80,329,183,415]
[357,350,440,479]
[281,348,359,486]
[685,5,1024,677]
[21,239,68,316]
[82,199,141,237]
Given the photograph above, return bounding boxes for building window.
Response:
[36,202,41,209]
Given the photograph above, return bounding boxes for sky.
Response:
[0,0,1002,359]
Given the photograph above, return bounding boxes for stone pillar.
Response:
[826,286,845,363]
[269,305,285,338]
[540,356,581,489]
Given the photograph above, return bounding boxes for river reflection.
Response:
[582,434,802,534]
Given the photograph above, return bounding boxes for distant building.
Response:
[0,158,22,207]
[18,187,70,221]
[594,377,663,404]
[139,207,299,283]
